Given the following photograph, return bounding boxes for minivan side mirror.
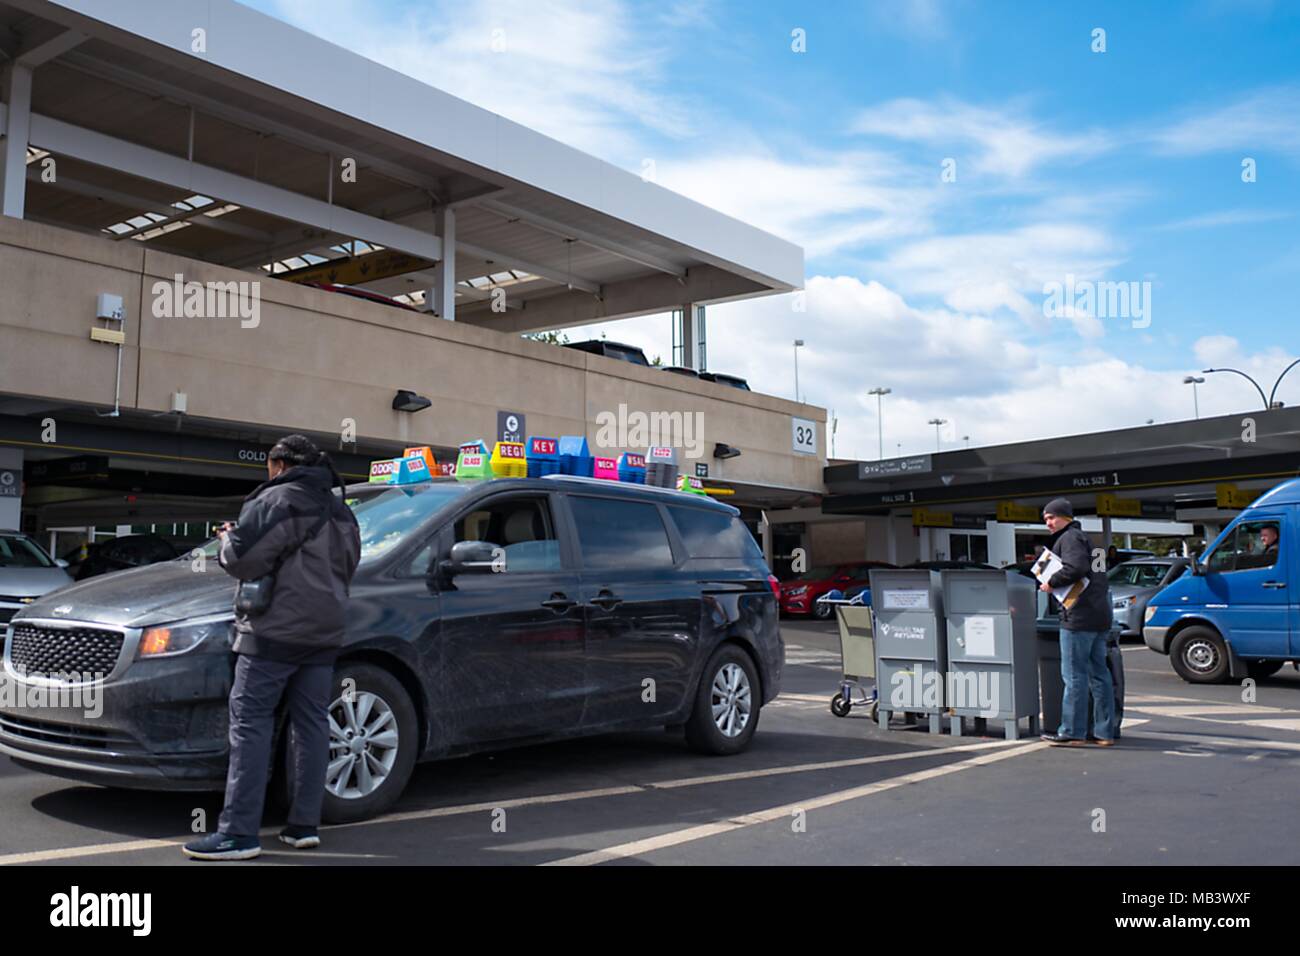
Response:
[438,540,504,577]
[1190,560,1205,577]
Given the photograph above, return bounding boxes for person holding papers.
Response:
[1035,498,1116,748]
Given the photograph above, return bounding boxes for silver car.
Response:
[0,531,75,624]
[1108,557,1190,639]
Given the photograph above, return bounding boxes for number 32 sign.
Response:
[792,417,817,455]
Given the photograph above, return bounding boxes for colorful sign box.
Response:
[526,436,560,477]
[491,441,528,478]
[617,452,646,484]
[558,435,593,477]
[368,447,434,485]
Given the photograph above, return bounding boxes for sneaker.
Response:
[279,825,320,849]
[183,832,261,861]
[1041,733,1086,747]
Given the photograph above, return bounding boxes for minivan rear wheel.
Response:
[1170,626,1230,684]
[320,663,418,823]
[685,644,761,755]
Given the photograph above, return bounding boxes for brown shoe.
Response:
[1093,738,1116,747]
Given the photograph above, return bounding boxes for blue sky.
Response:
[248,0,1300,459]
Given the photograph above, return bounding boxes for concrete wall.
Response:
[0,216,825,490]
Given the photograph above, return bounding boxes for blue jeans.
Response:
[1058,628,1114,741]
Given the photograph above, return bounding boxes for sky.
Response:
[247,0,1300,460]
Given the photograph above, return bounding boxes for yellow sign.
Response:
[912,508,954,528]
[996,501,1039,523]
[1096,493,1142,518]
[280,250,434,287]
[1215,483,1256,510]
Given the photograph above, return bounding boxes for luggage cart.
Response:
[820,592,878,720]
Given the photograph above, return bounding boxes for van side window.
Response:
[1206,521,1281,573]
[667,505,762,560]
[453,496,561,573]
[570,496,674,569]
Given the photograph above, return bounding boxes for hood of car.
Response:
[0,566,76,599]
[13,559,235,628]
[1109,583,1158,600]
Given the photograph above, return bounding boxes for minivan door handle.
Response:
[541,593,578,612]
[588,590,623,611]
[1262,581,1287,589]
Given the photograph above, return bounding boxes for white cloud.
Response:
[850,97,1114,178]
[1149,86,1300,159]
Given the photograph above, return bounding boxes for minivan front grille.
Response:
[6,623,125,679]
[0,712,142,752]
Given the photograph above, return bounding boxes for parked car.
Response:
[1108,557,1189,639]
[1145,477,1300,683]
[563,339,650,366]
[0,531,74,624]
[0,475,782,822]
[698,371,751,390]
[73,534,180,581]
[661,365,700,378]
[904,560,998,572]
[781,561,896,619]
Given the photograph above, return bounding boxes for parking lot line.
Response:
[0,739,1019,865]
[541,741,1048,866]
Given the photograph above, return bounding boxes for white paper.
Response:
[964,616,996,657]
[882,589,929,610]
[1030,547,1089,607]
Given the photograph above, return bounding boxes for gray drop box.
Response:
[941,570,1041,740]
[869,569,948,733]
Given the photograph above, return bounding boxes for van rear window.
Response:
[668,506,762,560]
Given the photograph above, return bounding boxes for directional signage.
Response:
[1216,483,1257,510]
[859,455,932,479]
[1096,493,1142,518]
[996,501,1039,523]
[280,250,433,287]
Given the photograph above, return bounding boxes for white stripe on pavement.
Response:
[541,741,1048,866]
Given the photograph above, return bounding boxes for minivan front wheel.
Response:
[321,663,418,823]
[1170,627,1230,684]
[685,644,761,755]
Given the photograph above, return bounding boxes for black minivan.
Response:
[0,475,783,822]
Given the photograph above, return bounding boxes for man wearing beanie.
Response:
[1039,497,1116,748]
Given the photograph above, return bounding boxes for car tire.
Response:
[1246,660,1285,680]
[813,600,834,621]
[1170,626,1230,684]
[685,644,761,755]
[318,663,418,824]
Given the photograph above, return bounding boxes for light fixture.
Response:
[392,389,431,413]
[713,442,742,460]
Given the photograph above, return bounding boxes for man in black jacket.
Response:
[184,435,361,860]
[1038,497,1116,748]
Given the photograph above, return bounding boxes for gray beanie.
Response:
[1044,497,1073,518]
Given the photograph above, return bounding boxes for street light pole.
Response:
[1202,367,1269,410]
[1183,375,1204,419]
[928,417,947,452]
[868,386,891,460]
[793,339,804,403]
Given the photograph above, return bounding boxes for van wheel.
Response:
[319,663,418,823]
[685,645,761,755]
[1246,660,1285,680]
[1170,627,1230,684]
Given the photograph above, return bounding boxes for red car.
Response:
[779,561,896,619]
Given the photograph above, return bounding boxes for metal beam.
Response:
[28,112,443,262]
[61,51,448,196]
[426,205,455,320]
[15,28,86,67]
[479,198,687,278]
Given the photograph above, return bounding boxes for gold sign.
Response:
[1096,493,1141,518]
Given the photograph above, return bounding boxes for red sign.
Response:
[530,438,558,455]
[624,454,645,468]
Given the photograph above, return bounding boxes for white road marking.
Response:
[1123,728,1300,752]
[0,739,1019,865]
[1132,704,1292,718]
[542,742,1048,866]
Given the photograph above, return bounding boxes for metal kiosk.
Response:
[941,570,1041,740]
[869,569,947,734]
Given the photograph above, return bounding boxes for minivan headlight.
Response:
[1144,606,1159,623]
[138,617,233,658]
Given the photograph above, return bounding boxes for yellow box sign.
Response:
[1216,483,1256,510]
[912,508,954,528]
[1096,493,1142,518]
[280,249,434,287]
[996,501,1039,523]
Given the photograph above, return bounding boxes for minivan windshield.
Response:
[183,481,472,566]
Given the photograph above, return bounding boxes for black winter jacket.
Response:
[1047,520,1113,633]
[219,464,361,663]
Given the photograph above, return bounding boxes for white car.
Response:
[0,531,74,624]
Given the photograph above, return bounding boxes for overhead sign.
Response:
[280,250,433,287]
[912,508,954,528]
[498,411,526,444]
[996,501,1039,523]
[859,455,932,479]
[792,417,817,456]
[0,468,19,497]
[1216,483,1257,510]
[1096,493,1142,518]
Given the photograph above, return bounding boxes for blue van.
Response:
[1144,477,1300,683]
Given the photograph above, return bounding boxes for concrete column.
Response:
[1,63,34,219]
[678,303,697,370]
[1101,514,1113,550]
[918,525,931,561]
[760,512,773,571]
[427,206,456,320]
[885,515,898,565]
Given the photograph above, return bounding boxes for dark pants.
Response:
[218,654,334,838]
